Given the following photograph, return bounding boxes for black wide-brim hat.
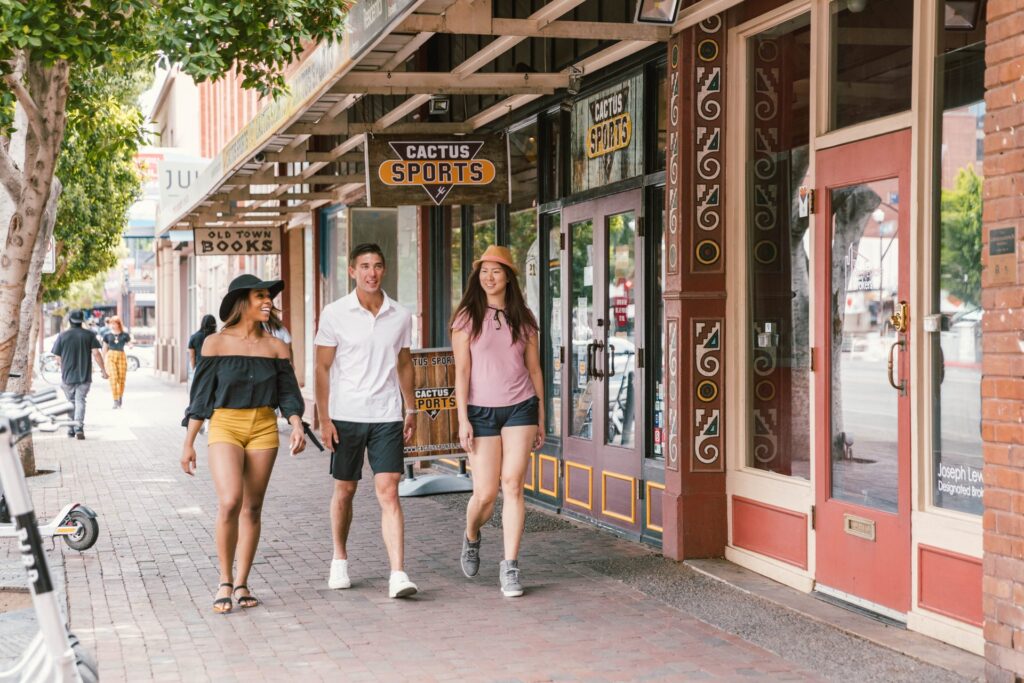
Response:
[219,274,285,322]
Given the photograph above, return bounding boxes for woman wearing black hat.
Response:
[181,274,306,613]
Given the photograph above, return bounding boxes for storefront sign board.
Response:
[365,135,511,207]
[571,73,644,193]
[193,227,282,256]
[405,348,462,459]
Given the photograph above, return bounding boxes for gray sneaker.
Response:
[499,559,523,597]
[460,533,481,578]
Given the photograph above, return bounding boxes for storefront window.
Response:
[829,0,913,130]
[746,13,811,479]
[472,205,496,260]
[653,63,667,172]
[650,187,665,459]
[450,206,464,318]
[932,36,985,515]
[508,122,541,318]
[546,215,562,438]
[320,206,349,302]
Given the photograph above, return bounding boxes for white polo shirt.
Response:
[314,291,412,422]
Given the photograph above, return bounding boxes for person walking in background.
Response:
[451,245,545,598]
[181,275,306,614]
[102,316,131,409]
[188,314,218,376]
[263,308,292,359]
[186,314,218,435]
[315,243,419,599]
[52,309,108,440]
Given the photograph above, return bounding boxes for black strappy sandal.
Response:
[213,582,233,614]
[233,584,260,609]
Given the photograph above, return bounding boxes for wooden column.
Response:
[662,16,728,560]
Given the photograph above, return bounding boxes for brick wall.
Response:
[982,2,1024,681]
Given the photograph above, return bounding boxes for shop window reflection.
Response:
[745,13,811,480]
[547,217,562,439]
[932,35,985,515]
[829,0,913,130]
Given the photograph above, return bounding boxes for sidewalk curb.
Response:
[685,558,984,681]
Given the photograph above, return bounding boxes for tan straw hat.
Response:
[472,245,519,275]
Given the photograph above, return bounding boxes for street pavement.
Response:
[0,371,975,682]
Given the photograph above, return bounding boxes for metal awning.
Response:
[155,0,725,237]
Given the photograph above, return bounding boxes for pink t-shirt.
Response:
[452,311,536,407]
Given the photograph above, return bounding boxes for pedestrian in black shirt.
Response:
[51,309,108,439]
[188,314,218,373]
[181,275,305,614]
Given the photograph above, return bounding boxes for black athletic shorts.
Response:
[329,420,405,481]
[467,396,539,438]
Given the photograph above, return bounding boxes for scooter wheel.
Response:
[63,510,100,551]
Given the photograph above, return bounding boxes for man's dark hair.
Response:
[349,242,386,267]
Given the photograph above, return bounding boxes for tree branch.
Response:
[0,143,22,199]
[3,72,46,143]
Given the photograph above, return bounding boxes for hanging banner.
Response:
[365,134,510,207]
[404,348,462,459]
[193,226,282,256]
[572,72,644,193]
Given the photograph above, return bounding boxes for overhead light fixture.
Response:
[567,66,583,96]
[944,0,983,30]
[428,95,450,116]
[634,0,681,24]
[846,0,868,12]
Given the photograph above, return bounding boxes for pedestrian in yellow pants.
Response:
[102,316,132,408]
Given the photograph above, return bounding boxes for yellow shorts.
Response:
[208,407,279,450]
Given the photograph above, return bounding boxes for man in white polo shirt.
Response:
[315,242,419,598]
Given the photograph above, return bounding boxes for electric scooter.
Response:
[0,397,98,682]
[0,387,99,552]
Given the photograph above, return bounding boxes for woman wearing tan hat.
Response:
[181,274,306,613]
[451,245,545,597]
[102,316,131,408]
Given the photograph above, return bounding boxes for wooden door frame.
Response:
[560,189,646,533]
[814,128,913,616]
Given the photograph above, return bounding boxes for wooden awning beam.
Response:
[396,15,669,42]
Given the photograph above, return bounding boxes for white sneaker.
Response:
[328,559,351,589]
[388,571,418,598]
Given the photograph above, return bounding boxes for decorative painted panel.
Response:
[692,15,725,274]
[693,319,724,471]
[666,317,681,471]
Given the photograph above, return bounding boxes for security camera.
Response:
[253,151,267,163]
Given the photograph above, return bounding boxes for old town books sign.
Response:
[571,72,644,193]
[365,134,511,207]
[193,227,281,256]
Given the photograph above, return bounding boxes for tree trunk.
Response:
[0,60,70,385]
[9,178,61,394]
[6,178,60,478]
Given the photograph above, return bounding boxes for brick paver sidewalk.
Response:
[10,372,825,682]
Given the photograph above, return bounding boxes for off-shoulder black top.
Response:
[183,356,304,426]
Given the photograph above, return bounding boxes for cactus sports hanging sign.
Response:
[365,134,510,206]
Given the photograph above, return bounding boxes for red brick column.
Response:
[982,2,1024,679]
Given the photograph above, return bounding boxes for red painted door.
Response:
[814,129,912,616]
[562,190,646,534]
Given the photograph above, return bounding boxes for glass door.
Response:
[562,190,645,534]
[814,129,912,617]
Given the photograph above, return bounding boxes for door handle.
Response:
[585,341,595,382]
[889,301,909,334]
[593,340,605,379]
[887,339,906,395]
